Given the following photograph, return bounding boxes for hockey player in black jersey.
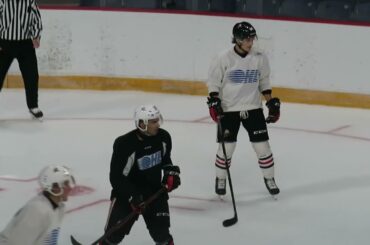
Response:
[100,105,180,245]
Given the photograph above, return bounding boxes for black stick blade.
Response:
[70,235,83,245]
[222,216,238,227]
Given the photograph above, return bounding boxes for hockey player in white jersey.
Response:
[0,165,75,245]
[207,21,281,197]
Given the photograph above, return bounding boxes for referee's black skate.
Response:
[29,108,43,121]
[215,177,226,196]
[264,178,280,195]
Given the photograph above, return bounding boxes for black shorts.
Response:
[217,108,269,143]
[104,195,170,243]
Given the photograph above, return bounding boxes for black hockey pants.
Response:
[0,39,39,109]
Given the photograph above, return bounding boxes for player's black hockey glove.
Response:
[207,93,223,123]
[265,97,281,123]
[129,194,146,214]
[162,165,181,192]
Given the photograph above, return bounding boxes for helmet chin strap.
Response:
[138,123,150,136]
[48,185,64,197]
[139,127,150,135]
[137,119,148,132]
[236,40,248,55]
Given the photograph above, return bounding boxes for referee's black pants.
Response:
[0,39,39,109]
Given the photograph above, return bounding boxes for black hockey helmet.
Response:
[232,21,257,43]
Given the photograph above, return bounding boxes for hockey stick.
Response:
[70,187,167,245]
[217,121,238,227]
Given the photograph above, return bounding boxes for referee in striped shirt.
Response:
[0,0,43,119]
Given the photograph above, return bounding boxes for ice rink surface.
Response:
[1,89,370,245]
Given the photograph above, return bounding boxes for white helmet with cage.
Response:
[134,104,163,132]
[38,165,76,196]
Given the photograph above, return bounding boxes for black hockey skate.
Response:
[264,178,280,195]
[29,108,43,121]
[215,177,226,196]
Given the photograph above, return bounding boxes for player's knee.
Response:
[217,142,236,158]
[155,234,174,245]
[149,227,172,244]
[252,141,272,158]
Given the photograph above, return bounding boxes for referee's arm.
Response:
[30,1,43,40]
[0,1,3,23]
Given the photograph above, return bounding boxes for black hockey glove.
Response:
[162,165,181,192]
[129,194,146,214]
[207,93,223,123]
[265,97,281,123]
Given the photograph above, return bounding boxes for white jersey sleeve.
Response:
[0,194,65,245]
[207,52,225,94]
[207,47,271,112]
[258,52,271,93]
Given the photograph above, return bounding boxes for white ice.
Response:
[1,89,370,245]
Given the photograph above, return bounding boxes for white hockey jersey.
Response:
[207,47,271,112]
[0,193,65,245]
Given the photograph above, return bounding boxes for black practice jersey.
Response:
[109,128,173,201]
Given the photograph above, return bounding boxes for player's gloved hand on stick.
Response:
[162,165,181,192]
[207,93,223,122]
[265,97,281,123]
[129,194,146,214]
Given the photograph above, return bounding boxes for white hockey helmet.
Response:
[38,165,76,196]
[134,104,163,132]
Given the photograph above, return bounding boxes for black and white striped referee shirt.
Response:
[0,0,42,41]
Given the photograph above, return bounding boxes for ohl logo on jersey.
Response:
[228,69,260,84]
[137,151,162,170]
[44,227,60,245]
